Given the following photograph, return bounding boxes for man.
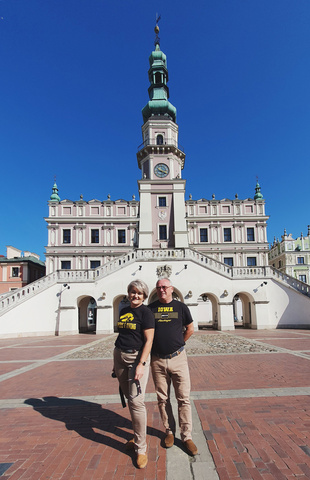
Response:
[148,277,198,456]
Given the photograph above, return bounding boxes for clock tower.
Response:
[137,25,188,250]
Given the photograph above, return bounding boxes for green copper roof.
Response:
[50,182,60,202]
[254,181,263,200]
[142,44,177,124]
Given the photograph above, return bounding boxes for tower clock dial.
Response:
[154,163,169,178]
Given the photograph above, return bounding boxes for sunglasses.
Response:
[156,285,171,291]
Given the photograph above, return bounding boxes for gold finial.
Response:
[154,14,161,45]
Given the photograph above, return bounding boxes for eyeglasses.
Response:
[156,285,171,291]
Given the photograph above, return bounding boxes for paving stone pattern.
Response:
[0,329,309,479]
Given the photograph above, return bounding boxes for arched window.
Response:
[155,72,161,84]
[157,134,164,145]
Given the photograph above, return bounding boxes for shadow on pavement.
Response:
[24,396,162,453]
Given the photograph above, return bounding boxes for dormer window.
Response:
[157,134,164,145]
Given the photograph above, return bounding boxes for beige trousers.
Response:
[151,349,192,442]
[113,348,150,454]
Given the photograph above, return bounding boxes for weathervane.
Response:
[154,13,161,46]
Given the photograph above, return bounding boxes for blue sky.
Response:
[1,0,310,261]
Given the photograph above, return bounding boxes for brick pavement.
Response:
[0,329,309,479]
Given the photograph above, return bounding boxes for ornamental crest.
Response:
[158,209,167,220]
[156,264,172,278]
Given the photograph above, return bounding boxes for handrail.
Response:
[137,139,184,153]
[1,248,309,317]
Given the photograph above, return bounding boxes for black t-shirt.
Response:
[115,304,155,351]
[148,299,193,356]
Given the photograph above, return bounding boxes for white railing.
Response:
[269,267,310,296]
[0,272,59,316]
[1,248,310,317]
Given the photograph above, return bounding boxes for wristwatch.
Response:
[140,361,146,366]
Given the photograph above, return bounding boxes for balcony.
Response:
[137,139,184,153]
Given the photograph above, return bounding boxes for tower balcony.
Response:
[137,138,184,152]
[137,139,186,170]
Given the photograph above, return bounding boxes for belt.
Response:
[153,346,184,359]
[115,347,139,354]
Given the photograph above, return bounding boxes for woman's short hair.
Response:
[127,279,149,299]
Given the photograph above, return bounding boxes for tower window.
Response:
[63,229,71,244]
[224,228,232,242]
[91,229,99,244]
[247,228,255,242]
[247,257,257,266]
[155,72,161,84]
[200,228,208,243]
[297,257,305,264]
[157,134,164,145]
[118,229,126,244]
[158,196,166,207]
[159,225,167,240]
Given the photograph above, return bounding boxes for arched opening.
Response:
[113,294,130,332]
[155,72,161,84]
[156,134,164,145]
[78,296,97,333]
[233,292,255,328]
[197,293,219,330]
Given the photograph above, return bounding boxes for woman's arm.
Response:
[134,328,154,380]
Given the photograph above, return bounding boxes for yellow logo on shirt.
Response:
[117,312,136,330]
[120,313,134,323]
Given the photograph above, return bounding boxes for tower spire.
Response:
[254,178,263,200]
[50,179,60,202]
[141,20,177,124]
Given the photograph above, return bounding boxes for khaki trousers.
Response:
[151,349,192,442]
[113,348,150,454]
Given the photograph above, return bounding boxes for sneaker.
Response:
[137,453,148,469]
[125,438,135,451]
[164,433,174,448]
[183,439,198,456]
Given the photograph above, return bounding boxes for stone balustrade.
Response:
[1,248,309,317]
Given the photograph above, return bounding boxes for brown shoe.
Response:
[164,433,174,448]
[183,439,198,456]
[125,438,135,451]
[137,453,148,469]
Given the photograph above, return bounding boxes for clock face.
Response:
[154,163,169,178]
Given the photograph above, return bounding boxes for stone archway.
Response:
[113,294,130,332]
[197,292,219,330]
[77,296,97,333]
[233,292,256,328]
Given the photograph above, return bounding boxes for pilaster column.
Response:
[96,305,113,334]
[218,302,235,330]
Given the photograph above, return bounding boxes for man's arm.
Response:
[183,322,194,342]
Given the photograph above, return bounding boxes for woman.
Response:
[113,280,155,469]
